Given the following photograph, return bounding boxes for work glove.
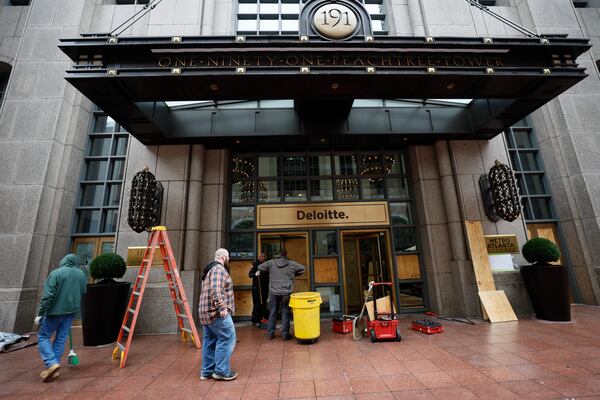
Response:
[219,309,228,319]
[255,271,260,276]
[34,316,42,326]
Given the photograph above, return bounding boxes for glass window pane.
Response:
[314,230,337,256]
[387,178,409,199]
[85,160,108,181]
[283,179,307,202]
[524,174,545,195]
[371,19,385,31]
[531,197,553,220]
[93,116,116,133]
[105,183,122,206]
[513,128,533,148]
[361,179,385,200]
[316,286,341,313]
[335,155,356,175]
[393,227,417,252]
[335,178,359,200]
[238,3,258,13]
[390,202,412,225]
[231,206,255,230]
[259,3,278,13]
[510,151,520,171]
[389,154,406,174]
[399,282,424,309]
[283,156,306,176]
[258,156,278,177]
[259,18,279,31]
[356,154,383,177]
[89,137,111,156]
[101,242,114,254]
[232,157,256,181]
[281,3,300,14]
[519,152,540,171]
[113,136,128,155]
[310,179,333,201]
[232,181,255,203]
[505,132,516,149]
[258,180,280,202]
[522,198,532,220]
[230,232,254,258]
[309,156,331,176]
[76,210,101,233]
[110,159,125,180]
[75,242,96,266]
[281,19,299,31]
[237,19,257,31]
[80,184,104,206]
[102,209,119,233]
[365,3,384,14]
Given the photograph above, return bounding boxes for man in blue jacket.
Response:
[35,254,87,382]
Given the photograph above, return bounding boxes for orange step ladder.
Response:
[112,226,200,368]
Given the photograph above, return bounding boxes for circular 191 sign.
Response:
[313,3,358,40]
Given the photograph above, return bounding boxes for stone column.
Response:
[0,0,97,333]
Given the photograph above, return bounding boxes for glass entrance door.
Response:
[258,232,310,293]
[341,230,393,314]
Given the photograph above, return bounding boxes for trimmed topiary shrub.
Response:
[89,253,126,282]
[522,238,560,265]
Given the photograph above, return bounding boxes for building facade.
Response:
[1,0,599,334]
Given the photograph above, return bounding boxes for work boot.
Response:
[266,333,274,340]
[212,370,238,381]
[40,364,60,382]
[282,334,292,341]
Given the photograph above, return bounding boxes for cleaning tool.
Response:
[67,330,79,366]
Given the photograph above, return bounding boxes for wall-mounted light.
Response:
[446,83,456,90]
[300,67,310,74]
[364,36,374,43]
[486,68,495,74]
[479,160,521,222]
[331,83,340,89]
[236,67,246,74]
[543,68,551,75]
[235,36,246,43]
[366,67,375,74]
[483,37,493,44]
[107,69,118,76]
[209,84,219,91]
[425,36,434,43]
[427,67,436,74]
[171,36,182,44]
[300,35,309,42]
[171,68,181,75]
[108,36,118,44]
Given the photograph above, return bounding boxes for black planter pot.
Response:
[82,281,131,346]
[520,265,571,321]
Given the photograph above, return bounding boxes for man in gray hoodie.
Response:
[258,248,305,340]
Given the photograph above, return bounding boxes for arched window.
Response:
[0,62,12,109]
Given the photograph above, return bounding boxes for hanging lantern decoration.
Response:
[127,167,163,233]
[355,154,395,182]
[487,160,521,222]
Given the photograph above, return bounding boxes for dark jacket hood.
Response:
[59,254,81,269]
[275,257,289,268]
[202,261,223,280]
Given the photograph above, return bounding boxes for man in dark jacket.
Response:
[258,248,305,340]
[249,253,268,327]
[36,254,87,382]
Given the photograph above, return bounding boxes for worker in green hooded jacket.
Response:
[35,254,87,382]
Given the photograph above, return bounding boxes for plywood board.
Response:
[314,257,339,283]
[366,295,392,321]
[396,255,420,280]
[478,290,518,323]
[464,221,496,292]
[234,289,253,316]
[229,260,252,286]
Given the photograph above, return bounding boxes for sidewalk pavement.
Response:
[1,305,600,399]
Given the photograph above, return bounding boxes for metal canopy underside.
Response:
[58,35,590,146]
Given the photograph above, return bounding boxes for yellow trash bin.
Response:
[289,292,322,342]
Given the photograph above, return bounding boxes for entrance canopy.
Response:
[59,35,589,145]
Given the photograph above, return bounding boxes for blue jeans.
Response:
[200,314,236,377]
[38,313,75,368]
[267,293,291,336]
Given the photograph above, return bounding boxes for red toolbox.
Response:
[332,317,353,334]
[411,319,444,334]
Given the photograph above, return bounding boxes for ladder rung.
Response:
[137,275,145,279]
[133,291,140,296]
[122,326,130,333]
[173,299,183,304]
[181,327,192,334]
[128,308,135,314]
[177,314,188,319]
[116,342,125,352]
